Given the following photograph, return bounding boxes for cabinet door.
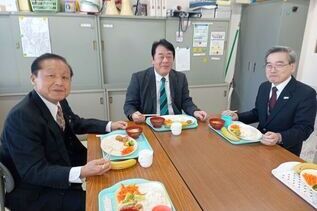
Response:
[106,89,128,121]
[66,91,106,120]
[0,15,20,94]
[189,84,228,114]
[165,19,229,85]
[9,14,102,92]
[0,95,25,134]
[100,17,165,86]
[49,15,102,90]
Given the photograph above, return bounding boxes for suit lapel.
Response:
[145,68,157,113]
[31,90,71,164]
[265,77,295,125]
[260,83,271,124]
[169,70,179,114]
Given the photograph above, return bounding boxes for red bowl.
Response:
[209,117,225,130]
[150,116,165,128]
[126,126,143,139]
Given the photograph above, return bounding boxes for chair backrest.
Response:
[0,144,15,211]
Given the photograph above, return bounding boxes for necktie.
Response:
[160,77,169,115]
[269,87,278,113]
[56,105,65,131]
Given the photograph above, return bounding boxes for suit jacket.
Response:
[238,76,317,156]
[124,67,199,119]
[0,90,108,210]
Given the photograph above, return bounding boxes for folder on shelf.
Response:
[148,0,156,16]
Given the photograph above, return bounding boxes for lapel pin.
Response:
[283,96,289,100]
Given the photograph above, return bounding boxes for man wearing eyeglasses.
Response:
[124,39,207,123]
[223,46,316,156]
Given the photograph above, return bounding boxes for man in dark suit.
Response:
[0,53,127,210]
[223,46,316,156]
[124,39,207,123]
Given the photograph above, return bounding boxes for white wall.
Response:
[297,0,317,162]
[297,0,317,89]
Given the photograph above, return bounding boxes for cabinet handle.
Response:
[93,40,97,51]
[224,90,227,97]
[101,40,104,51]
[99,97,104,104]
[16,42,20,49]
[253,62,256,72]
[109,96,113,104]
[247,61,250,71]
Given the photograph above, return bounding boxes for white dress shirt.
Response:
[154,70,174,115]
[270,76,292,100]
[37,92,111,183]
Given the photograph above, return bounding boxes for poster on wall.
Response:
[193,23,209,56]
[176,47,190,72]
[19,17,52,57]
[209,31,225,56]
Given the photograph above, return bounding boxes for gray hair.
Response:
[265,46,297,64]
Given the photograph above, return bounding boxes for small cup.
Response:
[221,115,232,127]
[138,149,153,168]
[171,122,182,135]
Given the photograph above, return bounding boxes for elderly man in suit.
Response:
[0,53,127,211]
[223,46,316,156]
[124,39,207,123]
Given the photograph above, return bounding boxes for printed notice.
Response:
[193,23,208,56]
[175,47,190,72]
[193,23,209,48]
[19,17,51,57]
[209,32,225,56]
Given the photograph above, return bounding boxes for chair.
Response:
[0,146,14,211]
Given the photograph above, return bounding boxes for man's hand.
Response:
[132,111,145,123]
[194,110,207,121]
[111,121,127,130]
[221,110,238,121]
[80,158,111,178]
[261,131,281,146]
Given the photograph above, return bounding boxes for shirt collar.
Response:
[35,90,60,121]
[154,69,169,82]
[271,76,292,92]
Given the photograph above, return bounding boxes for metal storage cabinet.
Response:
[231,0,309,111]
[100,16,166,86]
[165,19,229,85]
[4,13,102,92]
[0,14,19,93]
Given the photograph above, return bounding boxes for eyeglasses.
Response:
[265,63,290,71]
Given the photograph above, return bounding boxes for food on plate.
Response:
[111,159,137,170]
[221,127,240,141]
[293,162,317,174]
[116,135,129,143]
[116,182,171,211]
[164,119,193,128]
[209,117,225,130]
[302,172,317,190]
[228,124,241,138]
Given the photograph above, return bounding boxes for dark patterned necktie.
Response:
[160,77,169,115]
[56,105,65,131]
[269,87,278,113]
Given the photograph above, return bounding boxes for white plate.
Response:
[300,169,317,193]
[100,134,137,156]
[228,121,262,141]
[162,115,197,127]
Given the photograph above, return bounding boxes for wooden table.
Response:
[86,123,201,211]
[153,121,315,210]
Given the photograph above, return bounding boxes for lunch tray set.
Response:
[272,162,317,209]
[146,115,198,132]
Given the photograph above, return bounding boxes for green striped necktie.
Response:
[160,77,169,115]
